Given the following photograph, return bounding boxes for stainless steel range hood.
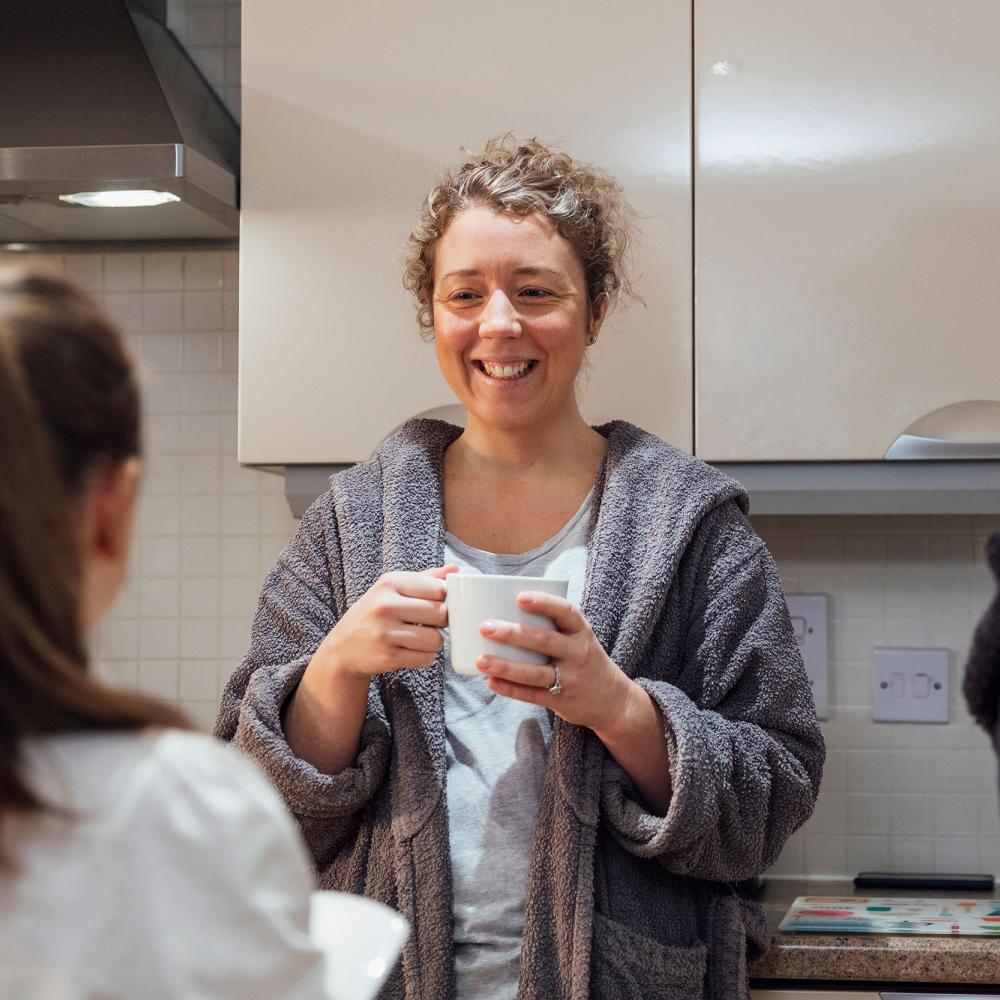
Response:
[0,0,239,243]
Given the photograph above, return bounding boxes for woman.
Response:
[217,136,825,1000]
[0,271,330,999]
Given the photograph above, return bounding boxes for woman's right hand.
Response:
[318,565,458,680]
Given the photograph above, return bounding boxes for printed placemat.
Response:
[779,896,1000,936]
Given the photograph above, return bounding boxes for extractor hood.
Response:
[0,0,239,243]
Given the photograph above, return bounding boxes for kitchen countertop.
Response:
[747,878,1000,985]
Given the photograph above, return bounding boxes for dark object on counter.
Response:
[854,871,995,891]
[964,531,1000,758]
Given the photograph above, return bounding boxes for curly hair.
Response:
[403,134,638,337]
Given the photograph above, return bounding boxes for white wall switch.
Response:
[785,594,828,719]
[871,647,949,723]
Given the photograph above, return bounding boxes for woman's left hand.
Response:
[476,591,634,735]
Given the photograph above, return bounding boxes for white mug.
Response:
[445,573,569,676]
[309,891,409,1000]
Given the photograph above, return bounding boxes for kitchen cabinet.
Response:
[695,0,1000,461]
[239,0,692,465]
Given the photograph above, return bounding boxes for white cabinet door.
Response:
[240,0,692,465]
[695,0,1000,461]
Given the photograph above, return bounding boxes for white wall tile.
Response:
[182,372,223,412]
[142,292,183,331]
[143,253,184,291]
[104,255,143,291]
[103,292,143,330]
[933,794,979,837]
[802,835,847,875]
[140,537,181,577]
[180,659,220,701]
[184,291,224,330]
[181,495,222,536]
[889,836,934,869]
[180,413,222,454]
[139,661,179,700]
[846,751,890,793]
[181,536,221,576]
[140,578,180,619]
[221,536,259,577]
[848,794,891,836]
[139,620,179,660]
[221,494,259,535]
[139,494,180,536]
[891,795,934,836]
[933,837,979,869]
[181,578,220,619]
[847,837,890,874]
[181,619,220,659]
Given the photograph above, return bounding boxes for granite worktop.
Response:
[747,878,1000,986]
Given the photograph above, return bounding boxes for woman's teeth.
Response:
[480,361,533,379]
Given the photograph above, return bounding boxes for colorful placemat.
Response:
[779,896,1000,936]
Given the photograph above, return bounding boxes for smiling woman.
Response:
[217,135,826,1000]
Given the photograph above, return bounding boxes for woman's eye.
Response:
[450,291,478,302]
[519,287,551,299]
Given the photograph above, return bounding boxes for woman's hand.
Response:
[284,564,457,777]
[475,591,634,735]
[318,565,458,680]
[476,590,674,815]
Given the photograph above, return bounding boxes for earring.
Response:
[587,333,597,346]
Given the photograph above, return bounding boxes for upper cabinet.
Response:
[239,0,692,465]
[695,0,1000,461]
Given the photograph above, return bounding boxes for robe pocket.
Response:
[591,912,707,1000]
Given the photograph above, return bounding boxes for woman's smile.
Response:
[472,358,540,383]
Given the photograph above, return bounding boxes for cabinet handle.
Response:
[884,400,1000,459]
[884,433,1000,460]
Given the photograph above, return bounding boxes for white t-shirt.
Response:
[0,728,328,1000]
[443,488,593,1000]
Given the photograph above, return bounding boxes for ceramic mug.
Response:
[445,573,569,676]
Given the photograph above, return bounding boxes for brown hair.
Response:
[0,269,186,865]
[403,134,639,337]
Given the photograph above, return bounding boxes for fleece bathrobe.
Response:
[216,419,825,1000]
[964,532,1000,760]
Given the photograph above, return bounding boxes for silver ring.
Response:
[547,663,561,695]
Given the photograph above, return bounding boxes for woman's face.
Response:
[432,205,605,434]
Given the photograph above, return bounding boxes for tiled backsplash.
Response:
[753,515,1000,878]
[4,248,999,878]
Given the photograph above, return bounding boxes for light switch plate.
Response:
[871,647,949,723]
[785,594,828,719]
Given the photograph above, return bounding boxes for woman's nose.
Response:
[478,289,521,338]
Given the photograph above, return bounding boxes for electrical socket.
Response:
[785,594,828,719]
[871,647,949,723]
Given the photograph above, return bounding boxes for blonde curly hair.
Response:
[403,134,638,338]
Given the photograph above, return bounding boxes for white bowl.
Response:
[309,891,409,1000]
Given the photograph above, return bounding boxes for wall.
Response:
[754,515,1000,878]
[4,247,999,877]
